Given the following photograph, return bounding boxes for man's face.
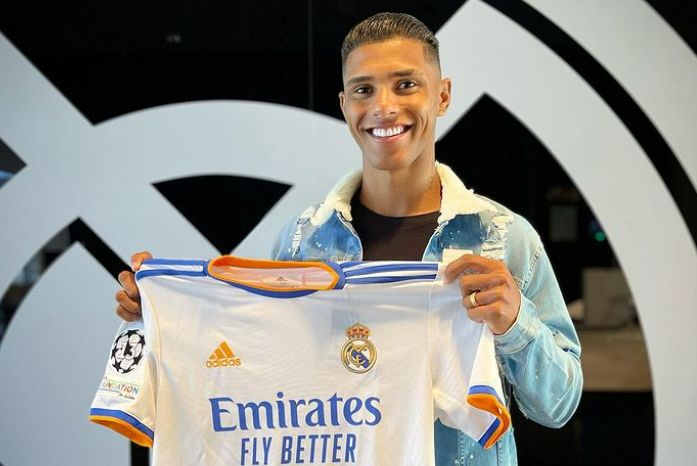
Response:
[339,38,451,173]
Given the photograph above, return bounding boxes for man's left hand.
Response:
[444,254,521,335]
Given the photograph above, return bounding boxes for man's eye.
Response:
[397,81,416,90]
[354,86,372,94]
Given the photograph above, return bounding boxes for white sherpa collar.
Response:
[310,162,496,226]
[436,163,497,223]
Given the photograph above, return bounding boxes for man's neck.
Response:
[359,160,441,217]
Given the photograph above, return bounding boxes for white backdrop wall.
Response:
[1,1,696,465]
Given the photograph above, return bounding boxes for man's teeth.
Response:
[371,126,405,138]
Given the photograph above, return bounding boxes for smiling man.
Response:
[115,12,582,466]
[270,13,582,465]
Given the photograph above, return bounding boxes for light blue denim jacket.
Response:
[271,163,583,466]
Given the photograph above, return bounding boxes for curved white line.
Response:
[523,0,697,191]
[436,2,697,465]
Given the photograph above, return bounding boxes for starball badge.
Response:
[110,329,145,374]
[340,322,377,374]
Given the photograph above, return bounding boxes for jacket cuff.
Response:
[494,293,541,354]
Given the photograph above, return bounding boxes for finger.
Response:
[466,286,504,307]
[466,303,504,323]
[115,289,141,314]
[462,292,480,311]
[467,303,517,335]
[444,254,476,283]
[117,271,140,299]
[444,254,502,283]
[116,304,140,322]
[458,273,508,294]
[130,251,153,271]
[465,304,489,324]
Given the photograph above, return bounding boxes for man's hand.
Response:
[444,254,521,335]
[115,251,152,322]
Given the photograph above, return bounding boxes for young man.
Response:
[116,13,582,465]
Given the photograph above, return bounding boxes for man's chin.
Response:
[362,152,414,173]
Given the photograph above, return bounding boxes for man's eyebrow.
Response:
[345,75,372,87]
[390,68,418,78]
[345,69,422,87]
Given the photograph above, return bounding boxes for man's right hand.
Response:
[115,251,152,322]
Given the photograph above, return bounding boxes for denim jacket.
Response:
[271,163,583,466]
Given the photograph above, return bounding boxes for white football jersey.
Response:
[90,256,510,466]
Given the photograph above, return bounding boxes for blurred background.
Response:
[1,1,696,465]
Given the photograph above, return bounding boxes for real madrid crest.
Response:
[341,322,377,374]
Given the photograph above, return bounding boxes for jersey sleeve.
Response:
[89,294,159,447]
[429,282,511,449]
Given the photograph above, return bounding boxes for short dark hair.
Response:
[341,12,440,70]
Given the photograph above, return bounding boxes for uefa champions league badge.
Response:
[109,329,145,374]
[341,322,377,374]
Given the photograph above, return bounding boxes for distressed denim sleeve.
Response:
[494,221,583,428]
[271,205,320,261]
[270,218,294,260]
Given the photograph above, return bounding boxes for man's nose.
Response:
[371,89,398,118]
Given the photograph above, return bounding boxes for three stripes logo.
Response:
[206,341,241,368]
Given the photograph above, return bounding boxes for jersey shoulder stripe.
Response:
[135,268,207,280]
[143,258,207,266]
[342,261,439,285]
[345,274,438,285]
[135,258,207,280]
[341,262,438,275]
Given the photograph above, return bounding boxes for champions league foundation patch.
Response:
[110,329,145,374]
[341,322,377,374]
[98,377,141,400]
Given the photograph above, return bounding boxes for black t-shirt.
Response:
[350,195,439,261]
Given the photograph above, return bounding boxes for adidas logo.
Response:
[206,341,241,368]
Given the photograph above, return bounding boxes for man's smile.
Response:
[366,124,412,141]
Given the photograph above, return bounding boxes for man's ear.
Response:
[339,91,347,118]
[437,78,452,116]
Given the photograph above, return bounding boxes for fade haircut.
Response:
[341,12,440,71]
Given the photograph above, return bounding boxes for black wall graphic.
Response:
[2,1,695,465]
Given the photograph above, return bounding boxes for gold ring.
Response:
[468,291,479,308]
